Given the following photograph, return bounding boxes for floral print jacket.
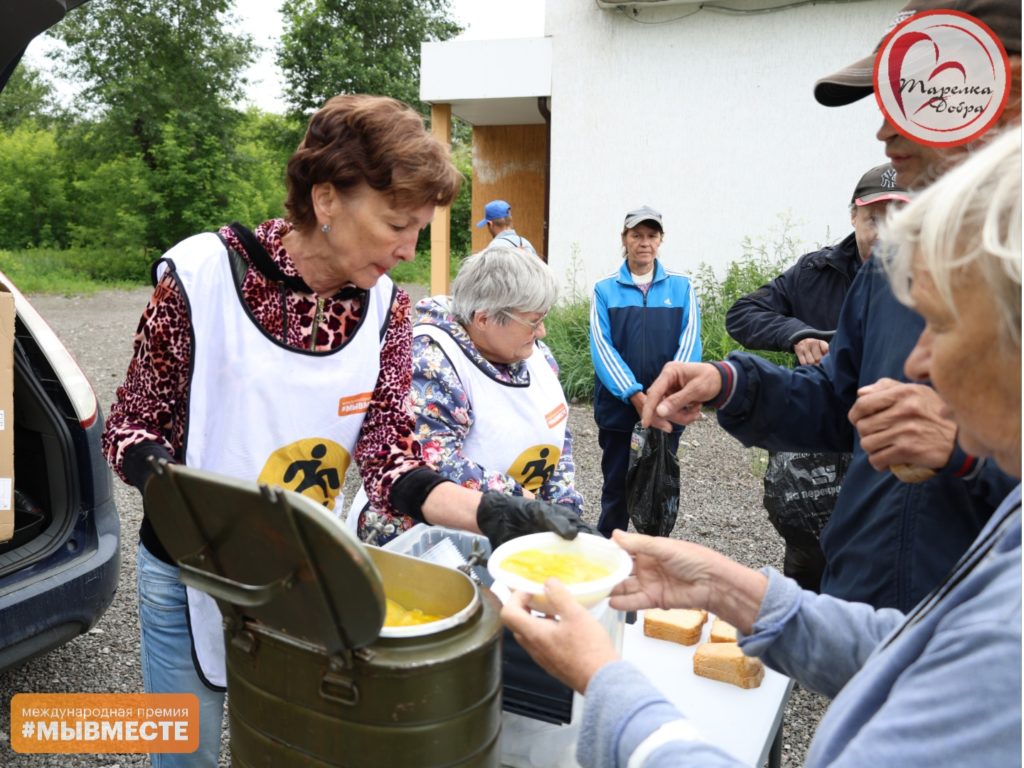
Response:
[410,297,583,512]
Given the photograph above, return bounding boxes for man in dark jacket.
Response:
[725,164,908,591]
[726,164,908,364]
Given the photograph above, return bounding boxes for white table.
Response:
[500,610,794,768]
[620,612,794,767]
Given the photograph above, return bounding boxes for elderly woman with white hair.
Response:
[502,129,1021,767]
[410,246,586,520]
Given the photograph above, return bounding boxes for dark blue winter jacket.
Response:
[714,258,1014,611]
[590,260,701,432]
[726,232,860,351]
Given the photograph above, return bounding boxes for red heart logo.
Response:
[887,31,967,119]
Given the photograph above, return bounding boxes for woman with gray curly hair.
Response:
[411,246,586,515]
[503,128,1021,767]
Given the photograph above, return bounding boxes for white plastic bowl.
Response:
[488,532,633,614]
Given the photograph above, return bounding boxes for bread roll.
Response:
[693,642,764,689]
[710,617,737,643]
[890,463,937,483]
[643,608,708,646]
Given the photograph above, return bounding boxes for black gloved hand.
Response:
[476,491,596,549]
[122,441,175,495]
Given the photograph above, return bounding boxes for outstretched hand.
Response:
[606,530,716,613]
[609,531,767,635]
[794,338,830,366]
[640,362,723,432]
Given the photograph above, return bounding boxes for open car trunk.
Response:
[0,322,81,565]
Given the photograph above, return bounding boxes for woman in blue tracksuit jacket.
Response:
[589,206,701,536]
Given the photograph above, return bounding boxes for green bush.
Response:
[692,217,805,367]
[0,125,69,249]
[68,154,159,251]
[544,298,593,403]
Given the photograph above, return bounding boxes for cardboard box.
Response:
[0,283,13,542]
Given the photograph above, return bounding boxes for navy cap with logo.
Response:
[476,199,512,228]
[814,0,1021,107]
[851,163,911,206]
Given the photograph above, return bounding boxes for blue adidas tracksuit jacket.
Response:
[590,260,702,433]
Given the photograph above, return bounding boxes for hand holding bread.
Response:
[640,361,723,431]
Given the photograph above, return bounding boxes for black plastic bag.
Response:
[625,423,680,536]
[762,451,851,537]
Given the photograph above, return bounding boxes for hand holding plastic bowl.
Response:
[488,532,634,614]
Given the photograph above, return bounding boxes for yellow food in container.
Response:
[384,597,445,627]
[499,549,612,585]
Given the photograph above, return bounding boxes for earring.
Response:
[321,223,331,234]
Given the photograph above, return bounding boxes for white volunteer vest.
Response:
[414,322,569,492]
[156,232,392,687]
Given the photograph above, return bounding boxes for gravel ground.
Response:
[0,286,827,767]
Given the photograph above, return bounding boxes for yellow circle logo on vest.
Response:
[508,444,562,492]
[259,438,350,510]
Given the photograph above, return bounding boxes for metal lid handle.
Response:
[178,557,295,608]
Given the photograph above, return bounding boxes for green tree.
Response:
[278,0,462,116]
[0,63,56,130]
[49,0,261,247]
[0,125,69,248]
[51,0,255,167]
[68,154,159,252]
[218,109,295,227]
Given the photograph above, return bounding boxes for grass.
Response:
[0,247,154,294]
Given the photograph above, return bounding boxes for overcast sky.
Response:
[25,0,545,114]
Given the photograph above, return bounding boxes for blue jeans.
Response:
[137,542,225,767]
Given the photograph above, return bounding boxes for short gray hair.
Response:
[450,246,559,325]
[882,128,1021,347]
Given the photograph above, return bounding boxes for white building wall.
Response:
[544,0,904,293]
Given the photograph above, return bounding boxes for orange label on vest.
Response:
[338,392,373,416]
[545,403,568,429]
[10,693,199,753]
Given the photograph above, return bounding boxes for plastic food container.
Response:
[488,532,633,613]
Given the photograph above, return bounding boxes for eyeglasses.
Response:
[502,311,548,332]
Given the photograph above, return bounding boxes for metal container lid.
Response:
[143,461,385,654]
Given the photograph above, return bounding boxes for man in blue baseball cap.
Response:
[476,199,537,256]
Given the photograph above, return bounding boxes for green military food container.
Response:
[144,463,503,767]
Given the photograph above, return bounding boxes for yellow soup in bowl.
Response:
[499,549,612,585]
